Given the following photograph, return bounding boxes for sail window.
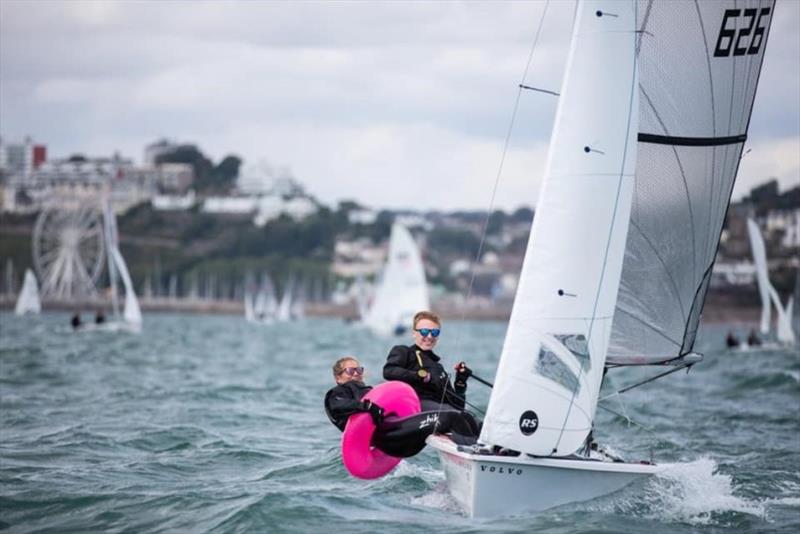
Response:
[555,334,591,372]
[535,346,579,394]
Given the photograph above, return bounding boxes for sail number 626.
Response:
[714,7,771,57]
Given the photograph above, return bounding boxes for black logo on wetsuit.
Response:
[418,413,439,429]
[519,410,539,435]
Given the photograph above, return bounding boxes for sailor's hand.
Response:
[454,362,472,387]
[454,361,472,377]
[363,400,385,426]
[418,368,431,383]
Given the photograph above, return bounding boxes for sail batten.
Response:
[637,133,746,146]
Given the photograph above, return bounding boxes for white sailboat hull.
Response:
[427,435,662,517]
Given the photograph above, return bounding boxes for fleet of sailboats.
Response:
[427,0,776,516]
[245,273,305,324]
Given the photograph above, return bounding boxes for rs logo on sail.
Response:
[519,410,539,435]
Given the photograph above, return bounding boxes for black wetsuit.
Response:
[383,344,466,410]
[383,344,480,437]
[324,380,373,432]
[325,376,480,458]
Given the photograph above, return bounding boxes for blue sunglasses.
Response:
[415,328,441,338]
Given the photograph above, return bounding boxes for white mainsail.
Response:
[747,217,795,345]
[102,194,142,331]
[747,218,772,335]
[769,285,796,346]
[480,2,639,457]
[362,223,429,337]
[244,291,256,321]
[14,268,41,315]
[111,245,142,329]
[354,273,370,319]
[249,273,278,323]
[276,275,296,322]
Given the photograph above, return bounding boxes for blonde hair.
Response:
[412,310,441,329]
[332,356,359,377]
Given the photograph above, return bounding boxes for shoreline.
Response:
[0,296,762,326]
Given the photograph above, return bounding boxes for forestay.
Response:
[607,0,775,365]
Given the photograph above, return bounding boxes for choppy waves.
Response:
[1,314,798,533]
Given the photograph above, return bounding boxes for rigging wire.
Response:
[447,0,553,418]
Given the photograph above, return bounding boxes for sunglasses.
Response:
[415,328,441,338]
[339,366,364,376]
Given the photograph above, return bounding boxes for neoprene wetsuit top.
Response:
[324,380,372,431]
[383,344,466,410]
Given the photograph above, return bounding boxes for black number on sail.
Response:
[714,7,771,57]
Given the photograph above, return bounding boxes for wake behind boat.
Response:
[426,0,776,517]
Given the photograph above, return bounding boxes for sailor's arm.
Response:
[325,388,366,421]
[383,346,420,384]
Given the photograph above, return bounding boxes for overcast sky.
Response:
[1,0,798,211]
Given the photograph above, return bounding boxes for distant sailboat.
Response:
[14,269,41,315]
[276,275,302,322]
[747,218,796,346]
[362,223,429,336]
[84,196,142,333]
[246,273,278,324]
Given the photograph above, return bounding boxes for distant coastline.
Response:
[0,295,761,326]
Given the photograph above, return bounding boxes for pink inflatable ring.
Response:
[341,381,420,479]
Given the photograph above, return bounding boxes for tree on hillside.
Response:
[214,155,241,192]
[155,144,214,192]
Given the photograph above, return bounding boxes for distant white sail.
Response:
[276,276,295,322]
[354,274,370,319]
[769,286,796,346]
[362,223,429,337]
[14,269,41,315]
[291,281,306,320]
[244,291,255,321]
[747,218,772,335]
[111,246,142,329]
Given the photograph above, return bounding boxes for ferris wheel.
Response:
[32,204,106,300]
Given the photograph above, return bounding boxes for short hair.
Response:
[412,310,441,329]
[332,356,359,377]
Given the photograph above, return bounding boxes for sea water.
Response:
[1,312,798,533]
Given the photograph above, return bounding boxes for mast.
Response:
[480,0,639,457]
